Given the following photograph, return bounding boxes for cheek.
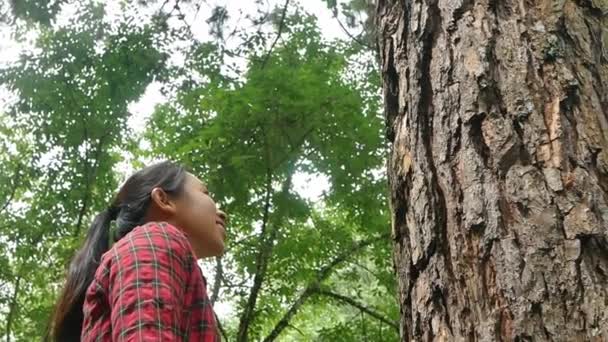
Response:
[178,195,211,229]
[189,199,224,257]
[192,198,217,229]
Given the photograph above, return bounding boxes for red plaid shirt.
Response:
[81,222,220,341]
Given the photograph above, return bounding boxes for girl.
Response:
[47,161,227,341]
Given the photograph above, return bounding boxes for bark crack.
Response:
[411,0,455,336]
[384,39,400,143]
[450,0,475,32]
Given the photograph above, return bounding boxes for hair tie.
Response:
[107,205,121,247]
[108,220,119,247]
[108,204,121,220]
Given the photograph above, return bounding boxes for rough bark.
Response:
[378,0,608,341]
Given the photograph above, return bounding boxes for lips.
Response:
[216,219,227,239]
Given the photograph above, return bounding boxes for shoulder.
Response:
[104,222,196,273]
[114,221,190,252]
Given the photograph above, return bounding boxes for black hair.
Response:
[46,160,187,341]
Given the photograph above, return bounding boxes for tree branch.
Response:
[224,232,258,253]
[221,276,249,291]
[271,126,315,171]
[287,323,306,337]
[317,233,389,281]
[215,313,228,341]
[262,233,390,341]
[348,259,385,282]
[0,170,20,215]
[331,1,373,50]
[173,0,194,37]
[158,0,171,13]
[261,286,316,342]
[73,135,107,237]
[260,0,290,69]
[316,289,398,330]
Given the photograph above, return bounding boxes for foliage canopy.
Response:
[0,1,395,340]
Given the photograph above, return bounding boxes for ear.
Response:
[150,187,178,215]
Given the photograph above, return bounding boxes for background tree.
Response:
[0,1,397,341]
[145,11,394,341]
[377,0,608,340]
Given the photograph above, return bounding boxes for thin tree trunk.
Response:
[378,0,608,340]
[5,230,49,341]
[5,274,22,342]
[74,136,106,236]
[237,174,290,342]
[210,256,223,307]
[260,0,290,69]
[237,124,313,340]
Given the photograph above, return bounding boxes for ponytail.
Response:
[46,207,118,341]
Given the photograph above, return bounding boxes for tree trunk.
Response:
[377,0,608,341]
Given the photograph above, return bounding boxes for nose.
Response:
[217,209,228,224]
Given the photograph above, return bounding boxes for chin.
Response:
[216,237,226,251]
[202,243,225,258]
[214,244,226,256]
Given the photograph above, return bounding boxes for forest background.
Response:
[0,0,397,341]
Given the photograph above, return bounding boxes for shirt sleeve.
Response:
[108,222,195,341]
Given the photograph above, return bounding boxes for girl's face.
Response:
[171,173,227,258]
